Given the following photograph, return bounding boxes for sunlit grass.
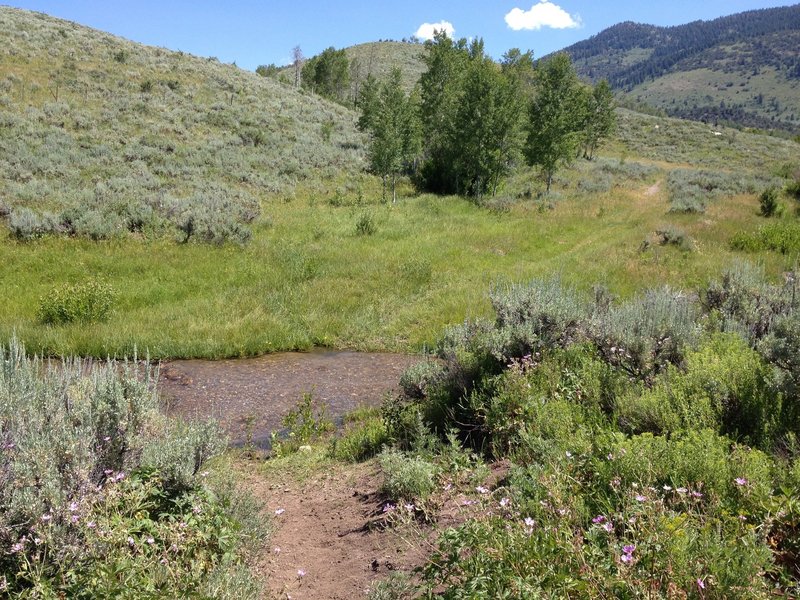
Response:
[2,160,794,358]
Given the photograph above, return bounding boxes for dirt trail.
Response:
[245,460,427,600]
[159,350,421,446]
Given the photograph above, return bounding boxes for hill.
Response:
[560,4,800,133]
[272,40,426,101]
[0,7,366,243]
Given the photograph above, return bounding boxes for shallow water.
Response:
[158,349,422,447]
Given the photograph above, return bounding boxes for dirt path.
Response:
[644,181,662,197]
[244,460,427,600]
[158,350,421,446]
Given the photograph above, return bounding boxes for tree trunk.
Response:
[392,173,397,204]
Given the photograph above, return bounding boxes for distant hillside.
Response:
[0,7,365,242]
[560,4,800,133]
[273,41,425,102]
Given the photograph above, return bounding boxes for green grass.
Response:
[1,165,794,358]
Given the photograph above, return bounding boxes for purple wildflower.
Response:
[592,515,606,524]
[734,477,748,487]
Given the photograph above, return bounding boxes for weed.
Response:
[37,278,115,325]
[355,211,376,235]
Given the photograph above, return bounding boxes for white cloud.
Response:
[505,2,581,31]
[415,20,455,41]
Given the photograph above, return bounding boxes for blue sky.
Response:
[4,1,795,71]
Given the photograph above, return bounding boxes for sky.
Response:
[4,1,796,71]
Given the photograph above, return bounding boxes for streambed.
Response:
[158,350,422,447]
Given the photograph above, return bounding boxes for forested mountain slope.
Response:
[560,4,800,133]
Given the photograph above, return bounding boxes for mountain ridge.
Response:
[558,4,800,133]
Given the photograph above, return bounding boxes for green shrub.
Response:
[616,334,779,448]
[759,186,783,217]
[330,409,388,463]
[37,278,116,325]
[379,448,437,502]
[610,429,774,516]
[655,225,694,251]
[731,222,800,255]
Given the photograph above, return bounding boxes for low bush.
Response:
[37,278,116,325]
[655,225,694,251]
[592,287,699,382]
[703,262,795,342]
[0,338,262,597]
[616,334,779,448]
[8,207,60,240]
[731,221,800,255]
[379,447,437,503]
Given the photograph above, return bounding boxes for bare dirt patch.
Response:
[243,459,427,600]
[644,181,662,197]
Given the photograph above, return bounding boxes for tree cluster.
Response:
[301,47,350,103]
[358,31,616,199]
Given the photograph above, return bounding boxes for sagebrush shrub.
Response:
[592,287,699,381]
[0,337,236,596]
[379,447,437,502]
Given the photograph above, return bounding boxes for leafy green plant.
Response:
[329,407,388,462]
[37,278,116,325]
[271,392,334,456]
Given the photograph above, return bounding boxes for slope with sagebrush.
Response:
[0,7,365,243]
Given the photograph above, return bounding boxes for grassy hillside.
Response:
[344,41,426,94]
[273,41,426,100]
[0,7,366,243]
[1,7,799,359]
[562,5,800,134]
